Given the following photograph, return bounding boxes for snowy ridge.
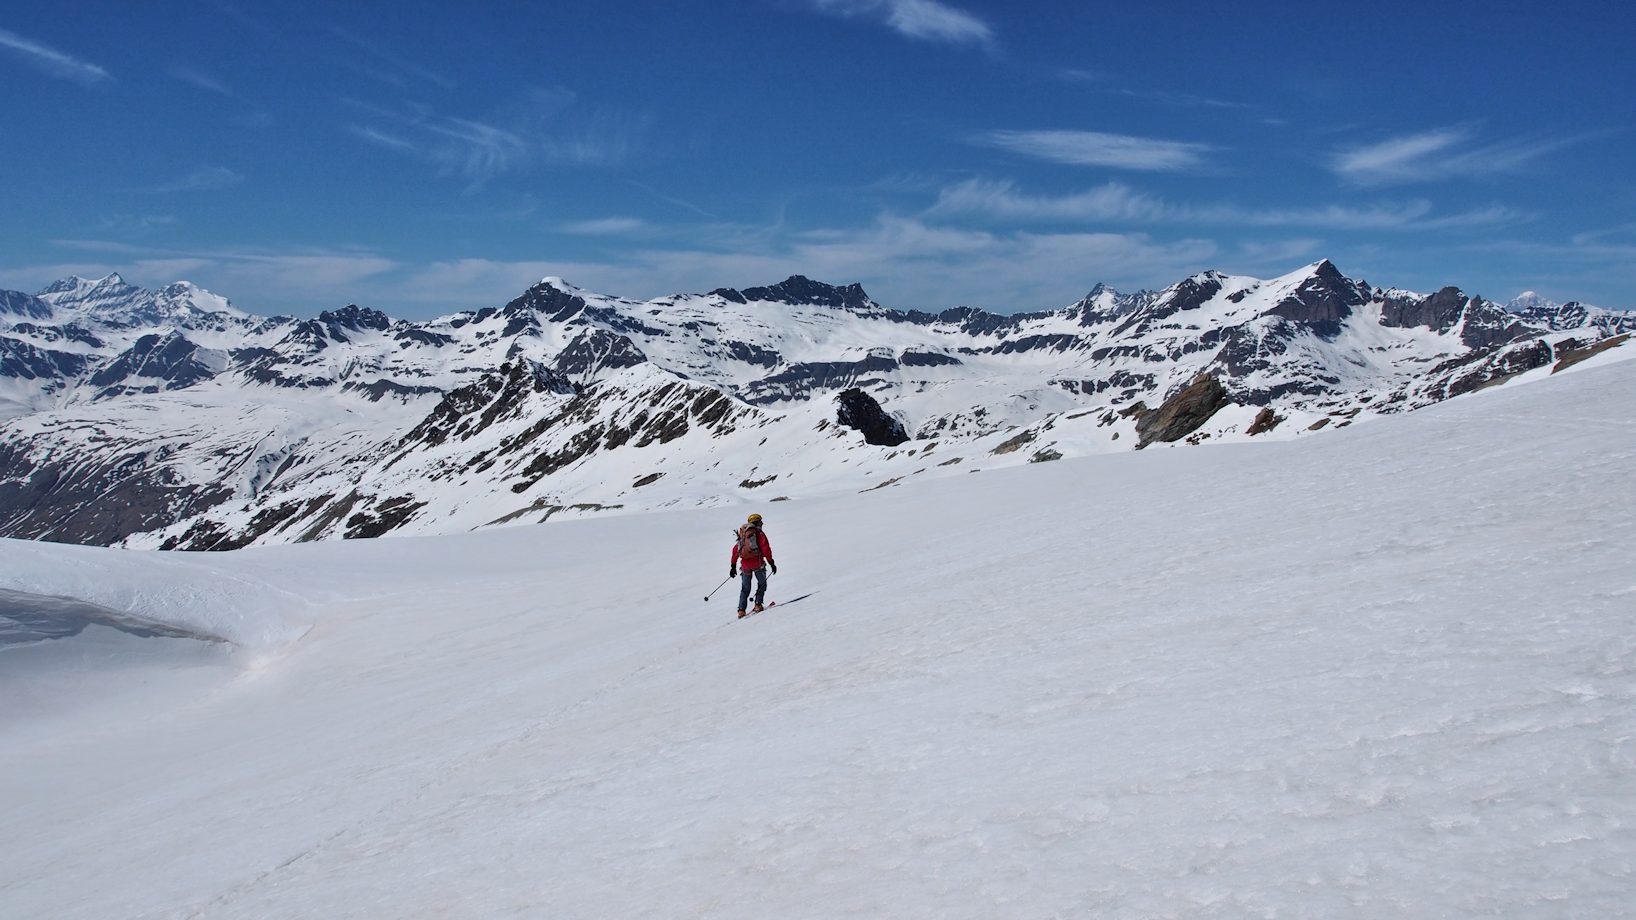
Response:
[0,536,310,647]
[0,261,1630,548]
[2,353,1634,917]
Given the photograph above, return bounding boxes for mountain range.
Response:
[0,262,1629,549]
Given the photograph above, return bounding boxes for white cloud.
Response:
[1331,126,1569,185]
[0,263,122,291]
[979,130,1213,172]
[146,166,245,194]
[129,258,214,278]
[537,109,652,167]
[561,217,650,236]
[346,105,528,183]
[1231,238,1323,267]
[929,178,1525,231]
[1104,87,1251,110]
[331,27,455,89]
[25,241,401,312]
[350,125,419,153]
[388,215,1216,313]
[393,259,561,308]
[218,253,400,291]
[168,66,234,97]
[807,0,994,46]
[1570,221,1636,246]
[930,178,1168,222]
[0,27,111,85]
[346,91,646,185]
[421,116,531,179]
[626,180,718,219]
[95,214,178,234]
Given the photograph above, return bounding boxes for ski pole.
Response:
[704,575,732,602]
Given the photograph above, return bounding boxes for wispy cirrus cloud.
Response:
[929,178,1526,231]
[978,130,1214,172]
[1570,221,1636,247]
[561,217,651,236]
[931,178,1169,222]
[347,90,647,185]
[349,125,419,153]
[346,103,531,183]
[94,214,178,236]
[1055,71,1252,111]
[806,0,994,47]
[1331,126,1572,186]
[332,26,455,89]
[0,27,111,85]
[168,65,236,97]
[143,166,246,194]
[626,180,719,219]
[538,109,653,167]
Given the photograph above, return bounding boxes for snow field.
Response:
[2,354,1635,917]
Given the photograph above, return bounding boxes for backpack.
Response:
[735,524,764,563]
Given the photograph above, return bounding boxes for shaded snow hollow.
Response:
[2,352,1635,917]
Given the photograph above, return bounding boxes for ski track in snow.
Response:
[2,357,1635,917]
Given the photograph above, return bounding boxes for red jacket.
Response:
[731,526,774,571]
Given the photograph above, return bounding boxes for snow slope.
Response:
[2,350,1634,918]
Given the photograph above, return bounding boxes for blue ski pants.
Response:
[737,567,768,610]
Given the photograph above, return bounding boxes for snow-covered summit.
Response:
[1508,290,1558,313]
[0,260,1630,549]
[36,272,244,326]
[154,280,246,319]
[36,272,133,299]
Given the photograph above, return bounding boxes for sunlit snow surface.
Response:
[2,353,1634,918]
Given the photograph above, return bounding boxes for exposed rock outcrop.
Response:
[1246,407,1282,436]
[1135,375,1231,449]
[836,387,909,446]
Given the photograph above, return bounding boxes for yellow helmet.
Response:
[747,513,763,525]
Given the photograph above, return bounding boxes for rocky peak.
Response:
[1381,285,1469,334]
[0,289,55,320]
[1078,282,1132,309]
[505,279,589,324]
[1155,272,1226,316]
[36,276,91,296]
[39,273,129,297]
[1071,283,1141,327]
[318,304,393,334]
[1307,259,1345,283]
[728,276,875,311]
[281,304,394,350]
[36,273,145,310]
[1379,286,1533,350]
[1265,259,1370,329]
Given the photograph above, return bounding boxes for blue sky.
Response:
[1,0,1632,317]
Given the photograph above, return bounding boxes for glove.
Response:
[769,562,778,575]
[730,567,738,578]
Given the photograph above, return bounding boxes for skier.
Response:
[730,512,777,617]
